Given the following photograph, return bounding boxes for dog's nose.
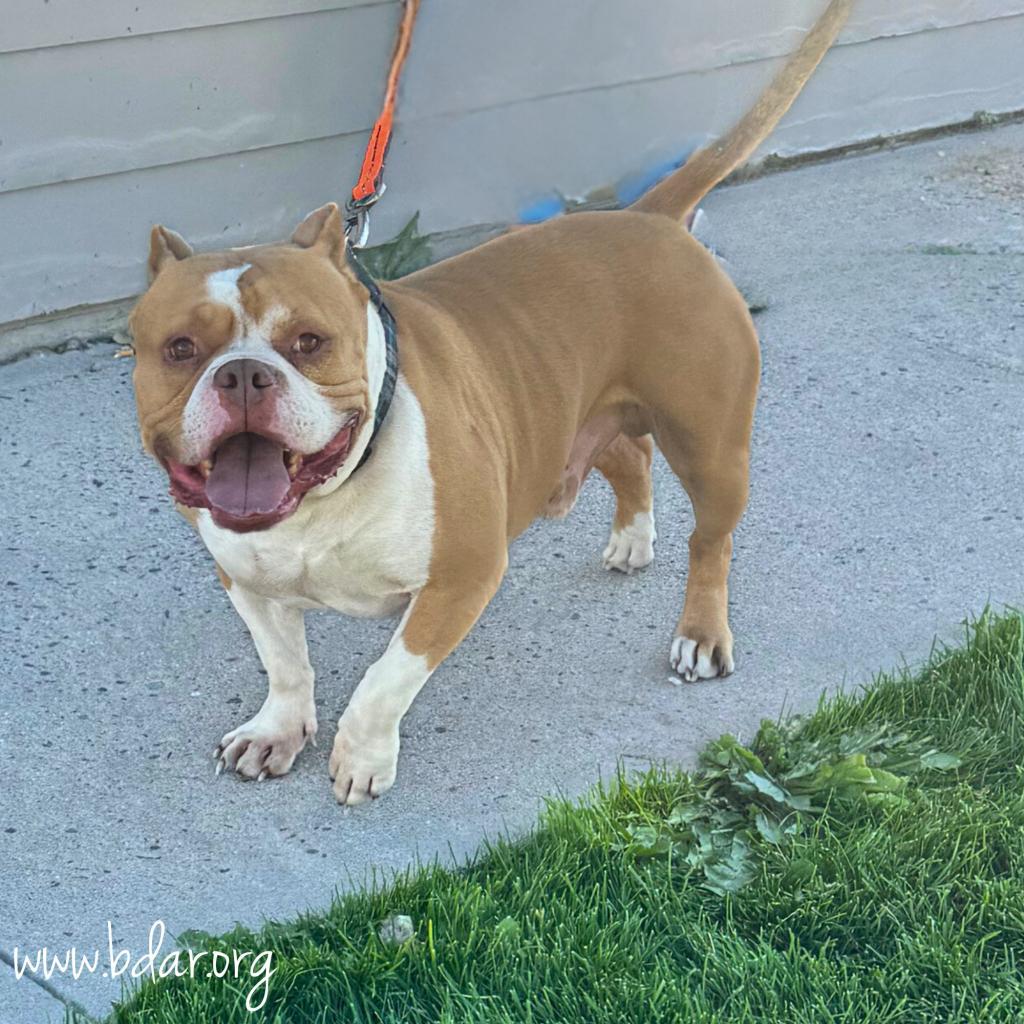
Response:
[212,358,279,408]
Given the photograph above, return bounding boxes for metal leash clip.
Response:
[344,185,386,249]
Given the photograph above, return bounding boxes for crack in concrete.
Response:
[0,947,100,1023]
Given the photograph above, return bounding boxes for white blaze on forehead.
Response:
[206,264,250,309]
[204,263,283,352]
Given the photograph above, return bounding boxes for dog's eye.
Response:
[294,332,323,355]
[166,336,196,361]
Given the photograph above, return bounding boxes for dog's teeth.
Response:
[199,459,213,478]
[287,451,302,477]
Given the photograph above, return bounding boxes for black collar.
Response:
[347,248,399,473]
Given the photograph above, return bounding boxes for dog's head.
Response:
[130,203,383,532]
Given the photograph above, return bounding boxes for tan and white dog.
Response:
[129,1,852,805]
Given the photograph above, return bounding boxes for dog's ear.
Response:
[291,203,346,269]
[148,226,194,282]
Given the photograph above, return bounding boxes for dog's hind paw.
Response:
[602,512,656,574]
[670,633,734,683]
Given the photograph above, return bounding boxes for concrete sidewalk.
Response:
[1,122,1022,1021]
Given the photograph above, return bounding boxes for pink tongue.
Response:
[205,433,291,518]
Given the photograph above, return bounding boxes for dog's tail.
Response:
[632,0,854,221]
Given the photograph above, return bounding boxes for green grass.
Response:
[106,611,1024,1023]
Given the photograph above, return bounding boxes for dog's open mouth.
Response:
[164,415,359,532]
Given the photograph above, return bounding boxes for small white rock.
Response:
[377,914,415,946]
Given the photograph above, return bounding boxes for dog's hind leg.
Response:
[594,433,656,573]
[654,418,750,682]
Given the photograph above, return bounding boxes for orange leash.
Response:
[346,0,421,245]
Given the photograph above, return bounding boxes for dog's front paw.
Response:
[329,717,399,806]
[216,699,317,780]
[603,512,656,574]
[670,630,734,683]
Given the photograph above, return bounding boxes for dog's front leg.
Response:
[216,584,317,780]
[330,560,506,806]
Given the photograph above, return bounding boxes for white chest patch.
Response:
[196,375,435,618]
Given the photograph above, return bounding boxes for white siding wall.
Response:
[2,1,1023,328]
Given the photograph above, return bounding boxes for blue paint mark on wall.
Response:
[518,194,566,224]
[517,141,700,224]
[615,145,697,206]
